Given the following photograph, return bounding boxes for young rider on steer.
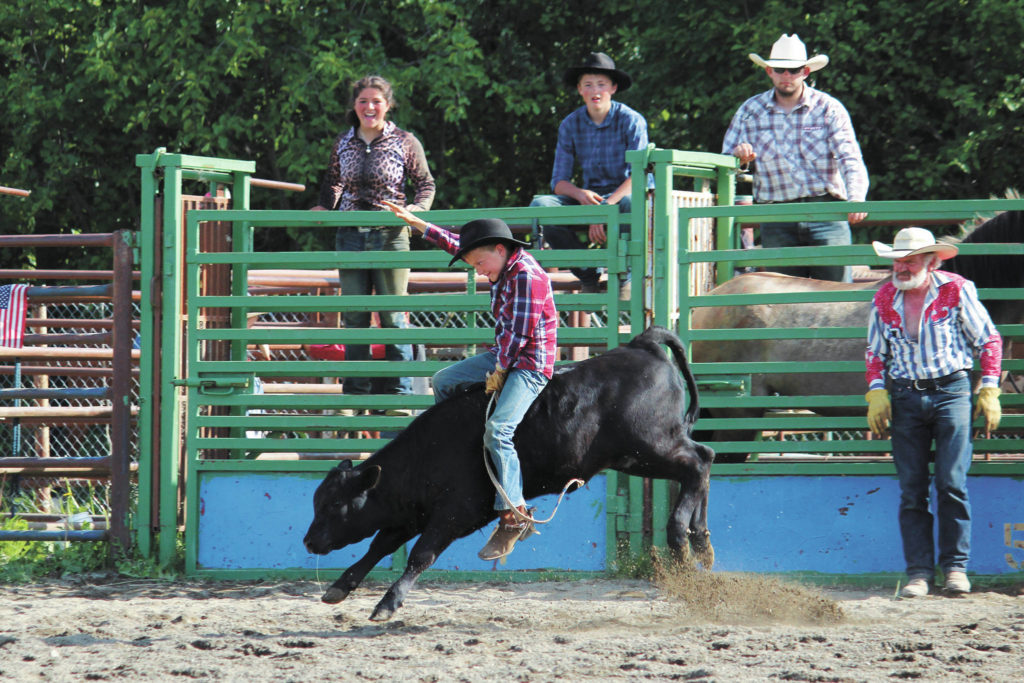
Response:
[381,200,558,561]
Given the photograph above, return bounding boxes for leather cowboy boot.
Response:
[477,505,537,561]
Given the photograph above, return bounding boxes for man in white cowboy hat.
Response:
[865,227,1002,598]
[531,51,649,296]
[722,34,869,282]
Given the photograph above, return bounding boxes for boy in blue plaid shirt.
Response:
[530,52,649,295]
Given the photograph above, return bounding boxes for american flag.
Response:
[0,284,29,348]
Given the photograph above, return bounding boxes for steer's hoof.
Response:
[322,587,349,604]
[369,603,395,622]
[694,543,715,570]
[690,531,715,570]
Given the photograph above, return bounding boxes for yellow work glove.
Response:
[485,363,509,395]
[865,389,891,436]
[974,386,1001,435]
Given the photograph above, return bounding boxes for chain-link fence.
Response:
[1,278,632,511]
[193,282,632,449]
[0,301,140,516]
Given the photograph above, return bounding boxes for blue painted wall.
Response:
[709,475,1024,575]
[197,472,388,571]
[196,472,607,572]
[196,471,1024,575]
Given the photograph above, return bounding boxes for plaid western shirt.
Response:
[422,224,558,378]
[865,271,1002,391]
[550,100,649,194]
[722,86,869,203]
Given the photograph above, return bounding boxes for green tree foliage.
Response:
[2,0,1022,268]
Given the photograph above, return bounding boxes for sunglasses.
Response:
[772,66,806,75]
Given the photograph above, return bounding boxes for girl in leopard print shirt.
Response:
[312,75,435,403]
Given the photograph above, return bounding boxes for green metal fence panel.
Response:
[626,148,740,333]
[162,148,745,572]
[136,149,257,565]
[173,198,649,573]
[137,146,1024,576]
[136,161,157,559]
[181,205,624,457]
[676,198,1024,468]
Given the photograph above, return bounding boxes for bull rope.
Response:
[483,391,584,527]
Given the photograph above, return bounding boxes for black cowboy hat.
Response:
[448,218,530,267]
[562,52,632,91]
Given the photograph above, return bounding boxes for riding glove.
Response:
[485,363,509,395]
[865,389,891,436]
[974,386,1001,434]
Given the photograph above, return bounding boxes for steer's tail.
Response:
[633,326,701,431]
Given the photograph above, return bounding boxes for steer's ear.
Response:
[355,464,382,491]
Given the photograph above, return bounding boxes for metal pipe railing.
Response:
[0,230,137,555]
[0,530,107,542]
[0,233,116,248]
[0,269,142,281]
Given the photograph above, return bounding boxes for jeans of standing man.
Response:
[889,372,973,581]
[432,351,548,510]
[757,195,852,282]
[530,192,632,289]
[336,225,413,395]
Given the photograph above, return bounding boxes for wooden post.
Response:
[35,304,51,512]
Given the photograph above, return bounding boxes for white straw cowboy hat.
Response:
[872,227,959,260]
[749,34,829,72]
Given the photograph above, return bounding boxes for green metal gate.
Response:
[137,148,1024,579]
[136,147,743,571]
[675,198,1024,466]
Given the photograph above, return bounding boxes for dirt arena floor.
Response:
[1,571,1022,682]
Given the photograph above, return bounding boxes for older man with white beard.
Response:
[865,227,1002,598]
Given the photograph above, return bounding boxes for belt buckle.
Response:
[912,379,927,391]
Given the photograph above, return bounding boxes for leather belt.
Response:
[757,194,837,204]
[891,370,968,391]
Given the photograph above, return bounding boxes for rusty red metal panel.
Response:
[182,194,233,458]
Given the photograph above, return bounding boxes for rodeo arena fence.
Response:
[3,150,1023,582]
[0,231,136,554]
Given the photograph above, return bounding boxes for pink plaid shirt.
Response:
[422,224,558,378]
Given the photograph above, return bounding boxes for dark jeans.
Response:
[758,195,852,282]
[890,372,973,579]
[530,192,632,288]
[336,226,413,395]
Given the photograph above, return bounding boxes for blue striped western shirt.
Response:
[865,271,1002,391]
[550,100,649,194]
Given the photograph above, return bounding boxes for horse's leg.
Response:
[323,527,411,604]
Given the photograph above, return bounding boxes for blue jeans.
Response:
[336,226,413,395]
[433,351,548,510]
[890,373,973,579]
[530,192,632,288]
[760,220,852,283]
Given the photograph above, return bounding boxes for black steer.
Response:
[303,326,715,621]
